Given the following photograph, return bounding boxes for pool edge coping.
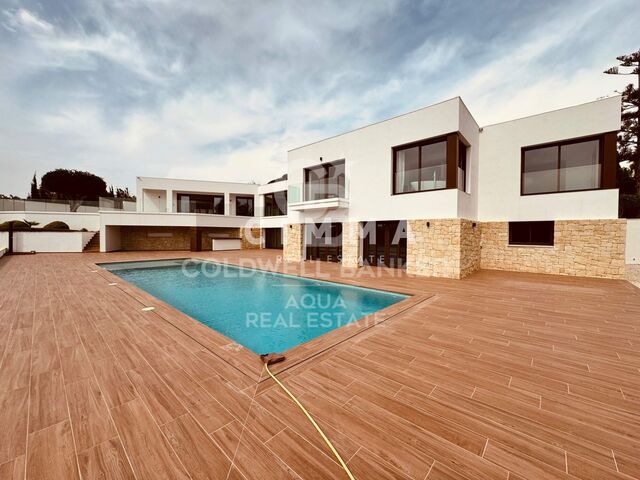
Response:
[89,254,432,383]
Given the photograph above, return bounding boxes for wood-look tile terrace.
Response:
[0,250,638,479]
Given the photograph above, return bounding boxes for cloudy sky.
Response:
[0,0,638,197]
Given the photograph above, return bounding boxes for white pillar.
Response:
[166,189,173,213]
[224,192,231,215]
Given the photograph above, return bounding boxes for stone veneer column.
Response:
[459,219,482,278]
[479,219,626,279]
[283,224,304,262]
[240,227,262,250]
[406,219,481,279]
[341,222,361,268]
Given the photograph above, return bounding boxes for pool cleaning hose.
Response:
[261,354,356,480]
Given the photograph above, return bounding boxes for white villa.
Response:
[3,95,639,279]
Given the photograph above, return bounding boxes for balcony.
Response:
[288,180,350,212]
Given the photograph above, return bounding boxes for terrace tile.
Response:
[0,250,639,479]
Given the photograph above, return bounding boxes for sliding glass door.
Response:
[362,220,407,268]
[305,223,342,262]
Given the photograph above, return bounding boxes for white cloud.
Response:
[442,0,626,125]
[3,8,53,34]
[0,0,638,197]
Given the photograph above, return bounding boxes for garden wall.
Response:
[627,219,640,265]
[0,211,100,231]
[0,231,8,257]
[12,231,95,253]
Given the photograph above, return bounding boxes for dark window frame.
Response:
[303,159,346,201]
[305,222,343,263]
[235,195,255,216]
[508,221,555,246]
[520,134,605,196]
[392,135,447,195]
[176,193,224,214]
[458,139,468,193]
[392,132,468,195]
[362,220,407,269]
[263,190,288,217]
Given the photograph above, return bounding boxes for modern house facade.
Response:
[281,96,625,279]
[99,176,288,252]
[2,95,628,279]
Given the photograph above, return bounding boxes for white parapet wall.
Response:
[0,231,8,257]
[627,219,640,265]
[12,231,95,253]
[0,211,100,231]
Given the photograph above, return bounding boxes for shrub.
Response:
[42,221,70,230]
[620,194,640,218]
[0,220,31,231]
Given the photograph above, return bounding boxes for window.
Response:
[264,190,287,216]
[235,196,254,216]
[394,138,447,194]
[304,160,345,201]
[522,137,601,195]
[458,141,468,192]
[508,221,554,246]
[177,194,224,214]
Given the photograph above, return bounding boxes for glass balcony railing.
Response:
[288,178,350,204]
[0,197,136,213]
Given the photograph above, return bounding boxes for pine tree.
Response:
[29,172,39,199]
[605,49,640,193]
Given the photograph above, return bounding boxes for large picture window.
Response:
[394,139,447,193]
[304,160,345,201]
[522,137,602,195]
[235,196,254,216]
[177,193,224,214]
[264,190,287,216]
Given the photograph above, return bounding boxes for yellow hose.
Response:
[264,363,356,480]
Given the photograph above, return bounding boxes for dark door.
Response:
[305,223,342,262]
[362,221,406,268]
[264,228,283,249]
[190,227,202,252]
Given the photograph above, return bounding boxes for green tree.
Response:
[605,49,640,193]
[40,169,109,211]
[29,172,40,199]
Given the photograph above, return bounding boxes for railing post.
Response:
[8,221,13,254]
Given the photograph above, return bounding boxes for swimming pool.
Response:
[100,259,407,354]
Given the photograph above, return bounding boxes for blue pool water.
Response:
[100,259,407,354]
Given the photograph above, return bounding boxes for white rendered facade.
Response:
[93,95,626,278]
[286,96,620,225]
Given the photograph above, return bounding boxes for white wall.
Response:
[101,225,122,252]
[136,176,258,213]
[0,231,8,253]
[141,189,166,213]
[100,211,257,228]
[12,231,94,253]
[257,179,288,196]
[478,96,621,221]
[287,97,464,224]
[0,212,100,231]
[259,216,288,229]
[627,219,640,264]
[457,99,480,219]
